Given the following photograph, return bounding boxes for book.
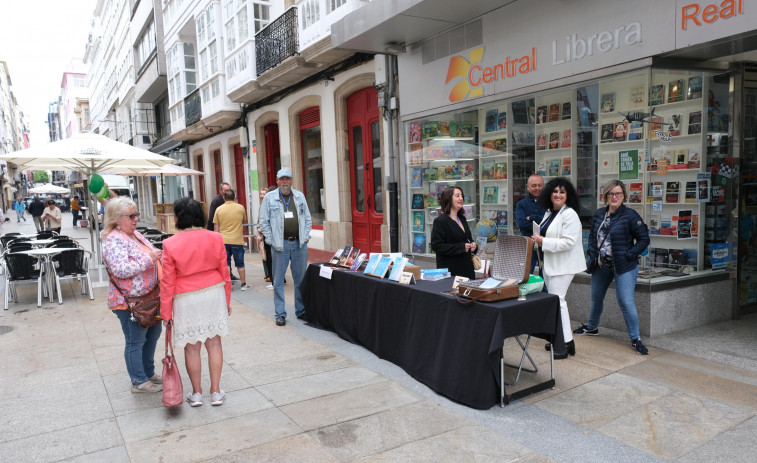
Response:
[481,160,495,180]
[412,211,424,231]
[363,254,380,275]
[537,133,548,150]
[668,79,684,103]
[483,186,498,204]
[675,149,689,168]
[614,121,627,142]
[388,257,408,281]
[409,145,423,166]
[601,93,616,113]
[627,121,643,141]
[561,129,572,148]
[412,233,426,253]
[350,253,367,271]
[688,110,702,135]
[423,193,438,208]
[423,168,438,182]
[344,247,361,268]
[630,86,645,106]
[600,123,614,143]
[628,182,643,203]
[548,158,560,176]
[688,148,701,169]
[598,152,617,173]
[496,210,508,229]
[422,121,440,138]
[669,114,682,136]
[411,194,424,209]
[511,130,534,145]
[328,248,344,265]
[337,246,352,267]
[649,84,664,106]
[561,157,572,175]
[439,121,450,137]
[411,168,422,188]
[665,181,680,203]
[648,214,661,234]
[497,112,507,130]
[549,103,560,122]
[494,162,507,180]
[561,102,572,120]
[409,121,422,143]
[685,181,697,203]
[536,160,547,177]
[485,109,498,132]
[536,106,548,124]
[669,249,684,268]
[449,120,458,137]
[511,100,529,124]
[459,123,473,137]
[549,132,560,149]
[370,256,393,278]
[647,115,664,139]
[687,75,703,99]
[683,248,698,267]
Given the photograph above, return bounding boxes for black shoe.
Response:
[573,323,599,336]
[230,274,240,281]
[548,340,575,359]
[296,313,306,320]
[631,339,648,355]
[275,316,286,326]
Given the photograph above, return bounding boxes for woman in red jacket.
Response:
[160,197,232,407]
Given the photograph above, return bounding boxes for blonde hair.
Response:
[101,197,137,237]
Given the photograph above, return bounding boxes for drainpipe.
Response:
[386,54,399,252]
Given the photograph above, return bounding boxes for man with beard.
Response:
[259,169,312,326]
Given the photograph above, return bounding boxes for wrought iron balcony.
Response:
[184,89,202,127]
[255,7,299,76]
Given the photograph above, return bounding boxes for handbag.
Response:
[471,253,482,271]
[457,236,533,304]
[107,271,162,328]
[161,322,184,407]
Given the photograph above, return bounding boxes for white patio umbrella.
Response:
[28,183,71,195]
[0,133,175,285]
[123,163,204,205]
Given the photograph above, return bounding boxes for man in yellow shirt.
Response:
[71,195,81,227]
[213,188,249,290]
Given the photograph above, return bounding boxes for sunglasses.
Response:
[122,213,140,220]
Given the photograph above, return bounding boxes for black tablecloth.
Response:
[300,264,563,410]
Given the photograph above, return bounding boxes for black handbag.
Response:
[107,271,161,328]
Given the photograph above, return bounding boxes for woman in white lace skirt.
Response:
[160,198,232,407]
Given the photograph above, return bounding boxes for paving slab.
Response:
[308,401,472,462]
[534,373,673,429]
[0,418,122,463]
[64,445,131,463]
[125,407,302,463]
[279,381,423,431]
[675,414,757,463]
[117,388,274,442]
[236,349,357,386]
[598,391,754,461]
[209,433,340,463]
[354,424,539,462]
[257,365,387,406]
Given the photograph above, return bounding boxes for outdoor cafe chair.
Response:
[3,252,45,309]
[45,240,79,249]
[0,233,21,247]
[36,231,58,239]
[135,227,148,233]
[7,243,33,253]
[51,249,93,301]
[3,236,30,249]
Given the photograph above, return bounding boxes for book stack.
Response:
[421,268,451,281]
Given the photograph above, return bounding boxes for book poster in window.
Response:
[412,211,425,231]
[677,209,693,239]
[618,149,639,180]
[697,172,711,202]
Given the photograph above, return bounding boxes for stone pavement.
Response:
[0,216,755,462]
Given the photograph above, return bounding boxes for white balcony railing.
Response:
[296,0,369,50]
[224,40,258,95]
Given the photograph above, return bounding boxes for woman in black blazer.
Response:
[430,186,477,279]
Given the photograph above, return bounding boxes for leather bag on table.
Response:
[161,322,184,407]
[107,271,162,328]
[457,235,533,304]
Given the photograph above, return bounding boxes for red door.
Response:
[264,122,281,188]
[233,143,247,212]
[347,87,382,252]
[213,150,222,194]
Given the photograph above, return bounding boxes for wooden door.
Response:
[347,87,382,252]
[233,143,247,212]
[264,122,281,188]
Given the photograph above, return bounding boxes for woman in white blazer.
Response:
[533,177,586,359]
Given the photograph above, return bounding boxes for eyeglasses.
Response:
[121,213,140,220]
[606,192,624,198]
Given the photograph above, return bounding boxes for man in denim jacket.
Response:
[259,168,312,326]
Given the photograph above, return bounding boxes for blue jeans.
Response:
[72,209,80,226]
[271,239,308,319]
[587,264,641,341]
[224,244,245,268]
[114,309,162,385]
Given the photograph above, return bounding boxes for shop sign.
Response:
[619,149,639,180]
[676,0,749,47]
[446,47,537,103]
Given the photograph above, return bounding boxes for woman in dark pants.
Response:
[430,186,477,279]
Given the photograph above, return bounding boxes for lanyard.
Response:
[279,191,291,212]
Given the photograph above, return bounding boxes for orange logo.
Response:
[445,47,486,102]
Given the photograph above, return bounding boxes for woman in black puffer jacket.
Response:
[573,180,651,355]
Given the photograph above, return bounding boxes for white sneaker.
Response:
[186,392,203,407]
[210,389,226,406]
[239,283,249,291]
[266,284,274,289]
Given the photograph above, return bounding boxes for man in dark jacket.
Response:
[28,195,46,232]
[515,174,546,274]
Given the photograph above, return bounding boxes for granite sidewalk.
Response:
[0,217,755,462]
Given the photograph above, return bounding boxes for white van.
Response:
[100,174,134,199]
